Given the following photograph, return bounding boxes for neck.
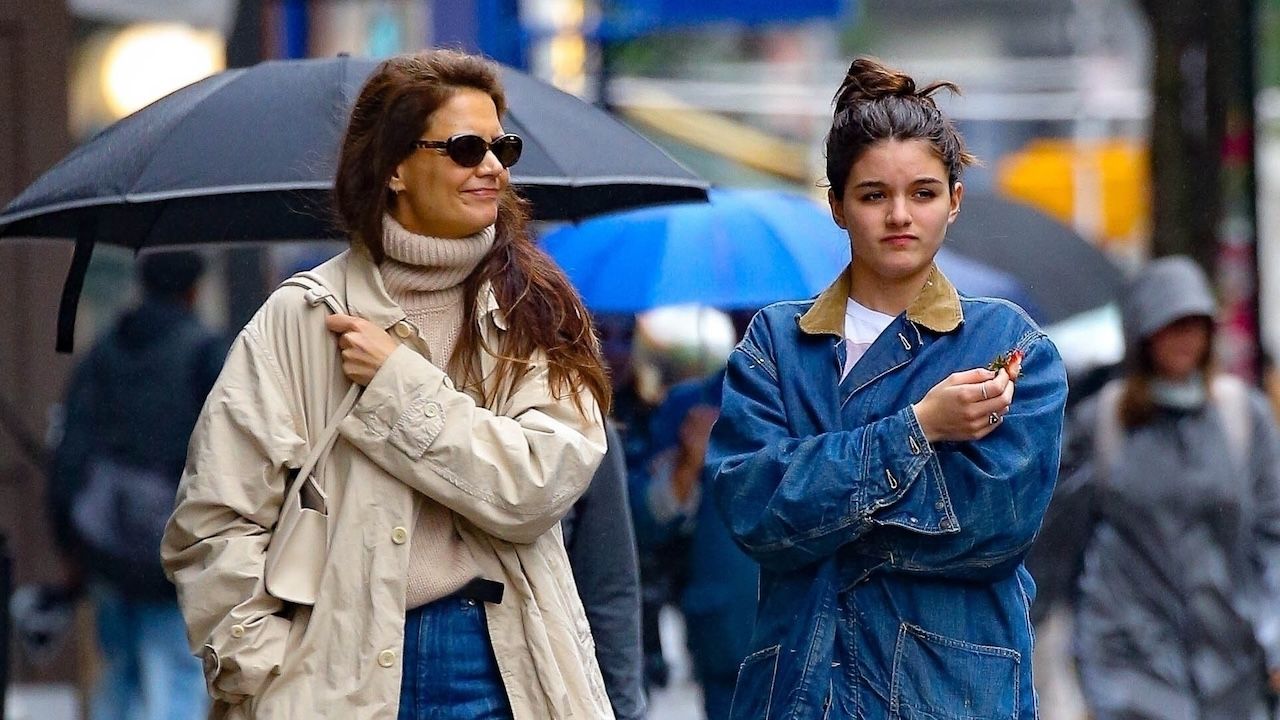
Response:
[847,261,931,317]
[379,214,496,296]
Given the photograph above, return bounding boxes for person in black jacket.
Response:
[48,251,224,720]
[562,421,646,719]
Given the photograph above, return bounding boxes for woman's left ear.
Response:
[947,182,964,224]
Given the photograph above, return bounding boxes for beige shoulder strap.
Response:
[276,272,361,510]
[1210,373,1252,468]
[1093,379,1126,484]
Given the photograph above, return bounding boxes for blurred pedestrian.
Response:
[706,57,1067,719]
[1045,256,1280,720]
[48,250,222,720]
[562,421,646,720]
[631,368,757,720]
[161,49,612,720]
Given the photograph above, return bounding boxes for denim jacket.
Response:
[707,265,1067,720]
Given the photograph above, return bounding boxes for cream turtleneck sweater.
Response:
[379,214,495,609]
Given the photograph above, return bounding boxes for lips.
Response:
[463,188,499,199]
[881,234,918,245]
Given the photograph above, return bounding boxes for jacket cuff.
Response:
[202,613,290,703]
[350,345,447,460]
[860,406,959,534]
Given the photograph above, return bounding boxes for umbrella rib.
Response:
[125,69,248,201]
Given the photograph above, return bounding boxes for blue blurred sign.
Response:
[604,0,852,37]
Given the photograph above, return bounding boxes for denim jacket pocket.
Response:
[729,644,781,720]
[889,623,1020,720]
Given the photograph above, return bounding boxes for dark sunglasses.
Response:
[412,133,523,168]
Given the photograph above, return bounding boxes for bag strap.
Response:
[280,271,347,316]
[1210,373,1252,468]
[1093,379,1126,488]
[278,272,362,509]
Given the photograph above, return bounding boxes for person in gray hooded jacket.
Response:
[1044,255,1280,720]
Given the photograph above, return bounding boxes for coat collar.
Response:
[345,247,509,331]
[798,262,963,337]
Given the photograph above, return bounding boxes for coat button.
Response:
[394,321,413,339]
[230,624,245,639]
[424,403,440,419]
[378,649,396,668]
[391,526,408,545]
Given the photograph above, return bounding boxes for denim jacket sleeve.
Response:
[709,324,1067,576]
[877,335,1068,581]
[708,330,937,573]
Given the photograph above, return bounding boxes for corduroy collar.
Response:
[798,262,963,337]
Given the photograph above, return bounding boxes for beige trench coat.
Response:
[161,249,613,720]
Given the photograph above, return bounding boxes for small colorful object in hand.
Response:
[988,348,1024,382]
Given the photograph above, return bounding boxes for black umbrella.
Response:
[947,194,1125,322]
[0,55,708,351]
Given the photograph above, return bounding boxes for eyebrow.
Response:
[853,177,945,189]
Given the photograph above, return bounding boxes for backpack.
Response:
[69,319,216,599]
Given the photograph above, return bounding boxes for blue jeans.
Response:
[90,587,209,720]
[398,596,513,720]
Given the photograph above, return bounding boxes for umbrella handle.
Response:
[56,230,95,354]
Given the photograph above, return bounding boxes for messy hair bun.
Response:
[825,57,976,197]
[833,57,958,115]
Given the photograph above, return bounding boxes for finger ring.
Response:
[981,381,989,400]
[988,412,1001,426]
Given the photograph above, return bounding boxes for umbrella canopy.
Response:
[542,189,846,312]
[541,188,1045,320]
[0,54,707,351]
[0,55,707,246]
[947,194,1124,321]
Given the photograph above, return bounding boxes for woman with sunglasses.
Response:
[705,58,1068,719]
[162,49,614,720]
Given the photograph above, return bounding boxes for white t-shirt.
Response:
[841,298,896,380]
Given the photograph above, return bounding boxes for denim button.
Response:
[940,518,953,530]
[377,649,396,668]
[934,500,946,511]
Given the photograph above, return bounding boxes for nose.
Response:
[886,196,912,227]
[475,148,504,177]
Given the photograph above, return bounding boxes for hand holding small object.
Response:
[913,367,1014,443]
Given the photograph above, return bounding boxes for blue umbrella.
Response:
[542,189,846,312]
[542,188,1047,322]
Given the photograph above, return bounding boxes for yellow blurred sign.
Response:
[996,139,1149,244]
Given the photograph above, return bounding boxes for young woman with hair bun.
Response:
[706,57,1068,719]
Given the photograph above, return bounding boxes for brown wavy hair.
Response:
[825,57,978,198]
[333,49,610,415]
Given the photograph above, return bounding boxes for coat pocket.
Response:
[728,644,781,720]
[890,623,1020,720]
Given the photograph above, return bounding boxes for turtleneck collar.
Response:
[379,214,496,299]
